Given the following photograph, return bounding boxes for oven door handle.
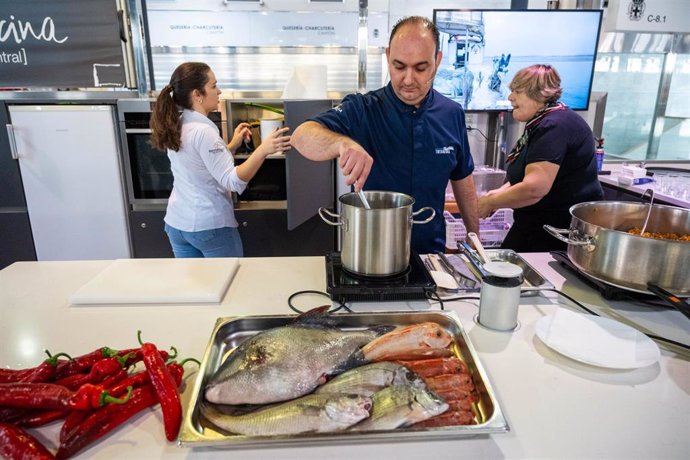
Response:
[125,128,153,134]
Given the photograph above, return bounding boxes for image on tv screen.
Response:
[432,9,602,112]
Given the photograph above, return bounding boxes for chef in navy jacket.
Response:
[291,16,479,254]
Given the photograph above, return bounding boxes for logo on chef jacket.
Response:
[435,146,455,155]
[627,0,645,21]
[208,139,226,155]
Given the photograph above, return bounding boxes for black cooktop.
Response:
[325,252,436,303]
[550,250,664,303]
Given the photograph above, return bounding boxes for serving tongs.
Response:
[458,241,489,279]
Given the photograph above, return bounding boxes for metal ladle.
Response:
[357,188,371,209]
[640,188,655,235]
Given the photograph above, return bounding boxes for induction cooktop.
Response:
[325,252,436,303]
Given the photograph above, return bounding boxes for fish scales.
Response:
[315,362,425,396]
[201,393,372,436]
[349,384,448,431]
[205,324,382,405]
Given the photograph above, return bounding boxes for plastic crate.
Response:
[444,209,514,249]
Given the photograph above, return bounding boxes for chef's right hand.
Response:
[338,142,373,192]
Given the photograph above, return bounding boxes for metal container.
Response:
[178,310,509,449]
[544,201,690,295]
[319,191,435,276]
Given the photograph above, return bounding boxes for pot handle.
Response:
[318,207,343,226]
[412,207,436,225]
[543,225,596,251]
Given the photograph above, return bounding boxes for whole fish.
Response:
[349,384,449,431]
[205,307,392,405]
[315,362,426,397]
[361,322,453,362]
[200,393,372,436]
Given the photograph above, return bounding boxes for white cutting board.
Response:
[69,258,240,305]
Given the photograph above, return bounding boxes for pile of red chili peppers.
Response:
[0,335,198,459]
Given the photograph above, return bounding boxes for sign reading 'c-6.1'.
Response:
[0,0,126,88]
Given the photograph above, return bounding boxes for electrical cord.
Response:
[467,125,489,141]
[288,288,689,351]
[425,290,481,311]
[540,288,690,352]
[287,290,352,314]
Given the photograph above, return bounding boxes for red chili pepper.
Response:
[0,352,71,384]
[13,408,68,428]
[0,382,131,411]
[53,347,118,380]
[56,367,184,459]
[53,355,128,391]
[140,338,182,442]
[116,347,170,368]
[0,422,55,459]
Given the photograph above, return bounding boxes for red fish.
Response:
[361,322,453,362]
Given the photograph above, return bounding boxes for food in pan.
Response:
[361,322,453,361]
[199,393,373,436]
[205,307,393,405]
[627,227,690,241]
[201,309,480,435]
[349,384,448,431]
[314,362,425,397]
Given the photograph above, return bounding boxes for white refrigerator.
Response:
[7,105,131,260]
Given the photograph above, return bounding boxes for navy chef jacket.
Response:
[310,82,475,254]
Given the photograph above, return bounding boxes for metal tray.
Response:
[178,310,509,449]
[448,249,553,294]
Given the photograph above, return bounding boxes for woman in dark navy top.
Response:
[478,64,603,252]
[291,16,479,254]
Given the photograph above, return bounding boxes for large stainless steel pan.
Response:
[544,201,690,296]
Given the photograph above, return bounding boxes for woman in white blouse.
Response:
[150,62,291,257]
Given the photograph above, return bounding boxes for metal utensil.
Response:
[639,188,654,235]
[468,232,491,265]
[357,189,371,209]
[423,256,462,292]
[436,252,477,289]
[459,241,489,278]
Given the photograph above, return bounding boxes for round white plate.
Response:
[535,309,660,369]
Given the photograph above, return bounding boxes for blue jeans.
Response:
[164,224,244,258]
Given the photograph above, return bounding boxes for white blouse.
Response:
[164,109,247,232]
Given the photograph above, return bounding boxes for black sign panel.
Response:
[0,0,126,88]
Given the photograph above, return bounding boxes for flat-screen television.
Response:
[432,9,603,112]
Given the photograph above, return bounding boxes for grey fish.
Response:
[200,393,372,436]
[349,384,448,431]
[315,362,426,396]
[205,307,392,405]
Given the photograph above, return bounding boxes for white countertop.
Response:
[1,254,689,459]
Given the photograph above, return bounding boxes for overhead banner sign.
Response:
[606,0,690,33]
[147,11,361,48]
[0,0,126,88]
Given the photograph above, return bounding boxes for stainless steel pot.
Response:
[544,201,690,295]
[319,191,435,276]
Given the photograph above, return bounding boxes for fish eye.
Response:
[435,330,442,337]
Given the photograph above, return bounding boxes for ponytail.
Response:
[149,62,211,151]
[150,84,181,151]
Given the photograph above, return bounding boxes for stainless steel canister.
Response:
[319,191,435,276]
[478,261,524,331]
